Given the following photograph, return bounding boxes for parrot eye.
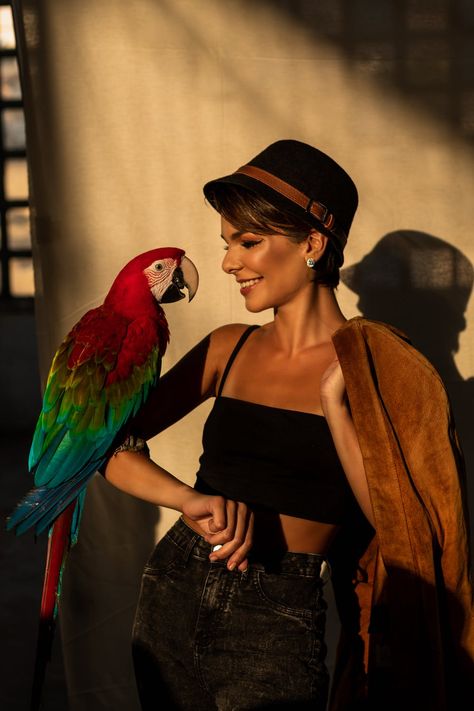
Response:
[155,263,163,271]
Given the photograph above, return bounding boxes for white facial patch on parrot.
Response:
[143,258,178,301]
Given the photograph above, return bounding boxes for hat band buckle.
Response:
[235,164,336,231]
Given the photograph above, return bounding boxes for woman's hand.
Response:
[320,357,347,412]
[320,359,376,527]
[181,491,253,572]
[105,452,254,571]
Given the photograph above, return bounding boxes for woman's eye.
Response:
[241,240,261,249]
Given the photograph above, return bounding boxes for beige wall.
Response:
[14,1,474,708]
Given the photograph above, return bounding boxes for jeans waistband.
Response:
[167,516,329,579]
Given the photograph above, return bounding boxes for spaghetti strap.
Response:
[217,325,260,398]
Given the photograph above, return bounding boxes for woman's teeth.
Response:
[240,278,261,288]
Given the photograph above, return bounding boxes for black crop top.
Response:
[194,326,358,523]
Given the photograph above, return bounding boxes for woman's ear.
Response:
[305,229,329,262]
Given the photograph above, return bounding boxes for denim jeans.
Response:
[132,517,329,710]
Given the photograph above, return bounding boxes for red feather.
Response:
[31,503,75,711]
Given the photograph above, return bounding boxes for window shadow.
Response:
[253,0,474,143]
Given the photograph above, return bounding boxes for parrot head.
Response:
[105,247,199,315]
[140,248,199,304]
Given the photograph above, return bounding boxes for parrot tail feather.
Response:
[31,501,76,711]
[6,461,100,537]
[6,486,52,534]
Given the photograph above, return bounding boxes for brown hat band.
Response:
[235,164,336,231]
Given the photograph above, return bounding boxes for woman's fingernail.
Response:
[209,555,217,562]
[228,562,236,571]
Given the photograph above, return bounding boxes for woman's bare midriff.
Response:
[182,510,340,557]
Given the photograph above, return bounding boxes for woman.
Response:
[105,140,473,710]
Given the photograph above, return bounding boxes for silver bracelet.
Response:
[113,434,150,458]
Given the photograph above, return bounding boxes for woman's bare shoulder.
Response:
[208,323,256,362]
[210,323,254,343]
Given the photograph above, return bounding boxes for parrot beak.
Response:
[161,255,199,303]
[180,255,199,301]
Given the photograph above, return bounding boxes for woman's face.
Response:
[220,217,313,313]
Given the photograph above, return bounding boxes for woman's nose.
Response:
[222,247,240,274]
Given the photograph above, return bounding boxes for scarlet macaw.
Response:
[6,247,198,708]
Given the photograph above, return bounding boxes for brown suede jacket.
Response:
[329,318,474,710]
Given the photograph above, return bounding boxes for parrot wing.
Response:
[7,305,162,537]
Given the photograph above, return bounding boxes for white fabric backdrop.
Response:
[13,1,474,708]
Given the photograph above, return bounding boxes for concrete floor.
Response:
[1,433,68,711]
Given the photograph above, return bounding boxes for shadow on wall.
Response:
[59,474,160,710]
[341,230,474,554]
[254,0,474,143]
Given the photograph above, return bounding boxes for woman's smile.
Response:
[238,277,263,295]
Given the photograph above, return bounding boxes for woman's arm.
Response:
[320,359,375,528]
[104,450,253,571]
[105,323,254,569]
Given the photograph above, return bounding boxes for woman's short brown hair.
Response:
[207,184,341,288]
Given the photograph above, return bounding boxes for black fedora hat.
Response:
[203,139,358,264]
